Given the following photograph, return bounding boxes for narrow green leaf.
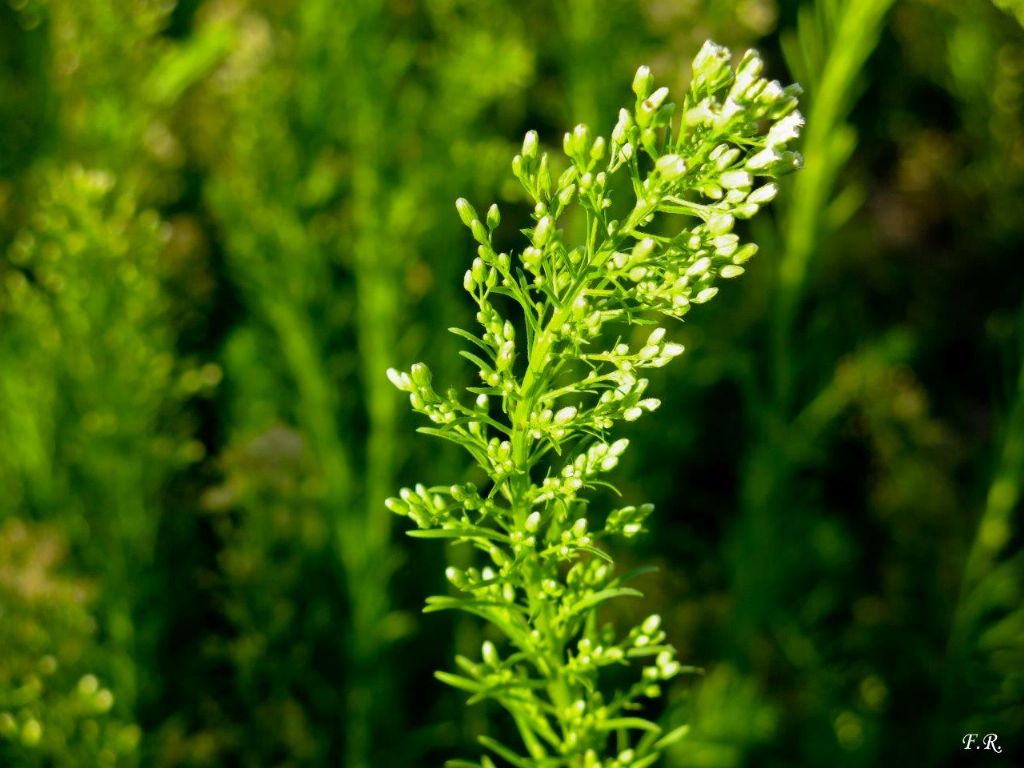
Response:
[435,670,482,694]
[449,326,494,354]
[408,527,509,543]
[597,717,662,733]
[654,723,691,749]
[566,587,643,618]
[478,735,530,767]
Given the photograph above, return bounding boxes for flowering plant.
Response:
[387,41,803,767]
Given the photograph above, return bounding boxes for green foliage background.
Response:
[0,0,1021,766]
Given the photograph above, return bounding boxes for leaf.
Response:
[424,596,528,616]
[576,544,613,563]
[460,350,497,377]
[566,587,643,618]
[613,565,660,585]
[435,670,482,694]
[417,426,478,449]
[597,717,662,733]
[449,326,494,354]
[654,723,691,749]
[478,735,531,767]
[466,678,548,705]
[407,526,509,543]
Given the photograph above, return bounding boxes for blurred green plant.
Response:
[0,166,203,724]
[388,43,803,767]
[0,519,140,767]
[187,1,539,763]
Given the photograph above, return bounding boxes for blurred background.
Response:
[1,0,1022,766]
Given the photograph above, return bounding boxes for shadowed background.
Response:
[0,0,1022,766]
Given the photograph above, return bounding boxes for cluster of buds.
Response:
[544,517,592,560]
[568,636,626,674]
[566,558,611,591]
[561,438,630,485]
[589,327,686,373]
[385,483,450,529]
[528,404,579,441]
[605,502,655,538]
[445,565,515,605]
[386,363,458,426]
[587,368,659,427]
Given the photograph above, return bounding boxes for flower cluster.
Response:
[388,41,802,767]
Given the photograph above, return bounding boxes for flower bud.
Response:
[632,237,656,262]
[708,212,734,235]
[534,215,554,246]
[693,286,719,303]
[554,406,577,425]
[747,183,778,205]
[720,170,752,189]
[692,40,731,90]
[410,363,431,388]
[733,242,759,264]
[642,614,662,634]
[522,130,539,160]
[632,65,654,99]
[767,111,805,148]
[655,153,687,182]
[611,108,632,145]
[720,265,745,278]
[486,203,501,230]
[482,640,497,666]
[455,197,477,227]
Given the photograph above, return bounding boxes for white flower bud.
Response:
[655,153,686,181]
[664,342,685,357]
[733,243,758,264]
[410,362,431,388]
[455,197,477,227]
[720,265,745,278]
[747,183,779,205]
[522,130,539,160]
[486,203,501,230]
[386,368,411,391]
[693,287,719,303]
[482,640,497,665]
[642,614,661,634]
[525,511,541,532]
[767,111,804,147]
[534,215,554,246]
[610,438,629,456]
[720,170,752,189]
[686,257,711,277]
[554,406,577,425]
[632,65,654,98]
[708,212,734,235]
[612,108,632,144]
[632,237,655,262]
[624,407,643,421]
[644,86,670,112]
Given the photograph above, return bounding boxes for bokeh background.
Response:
[1,0,1022,766]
